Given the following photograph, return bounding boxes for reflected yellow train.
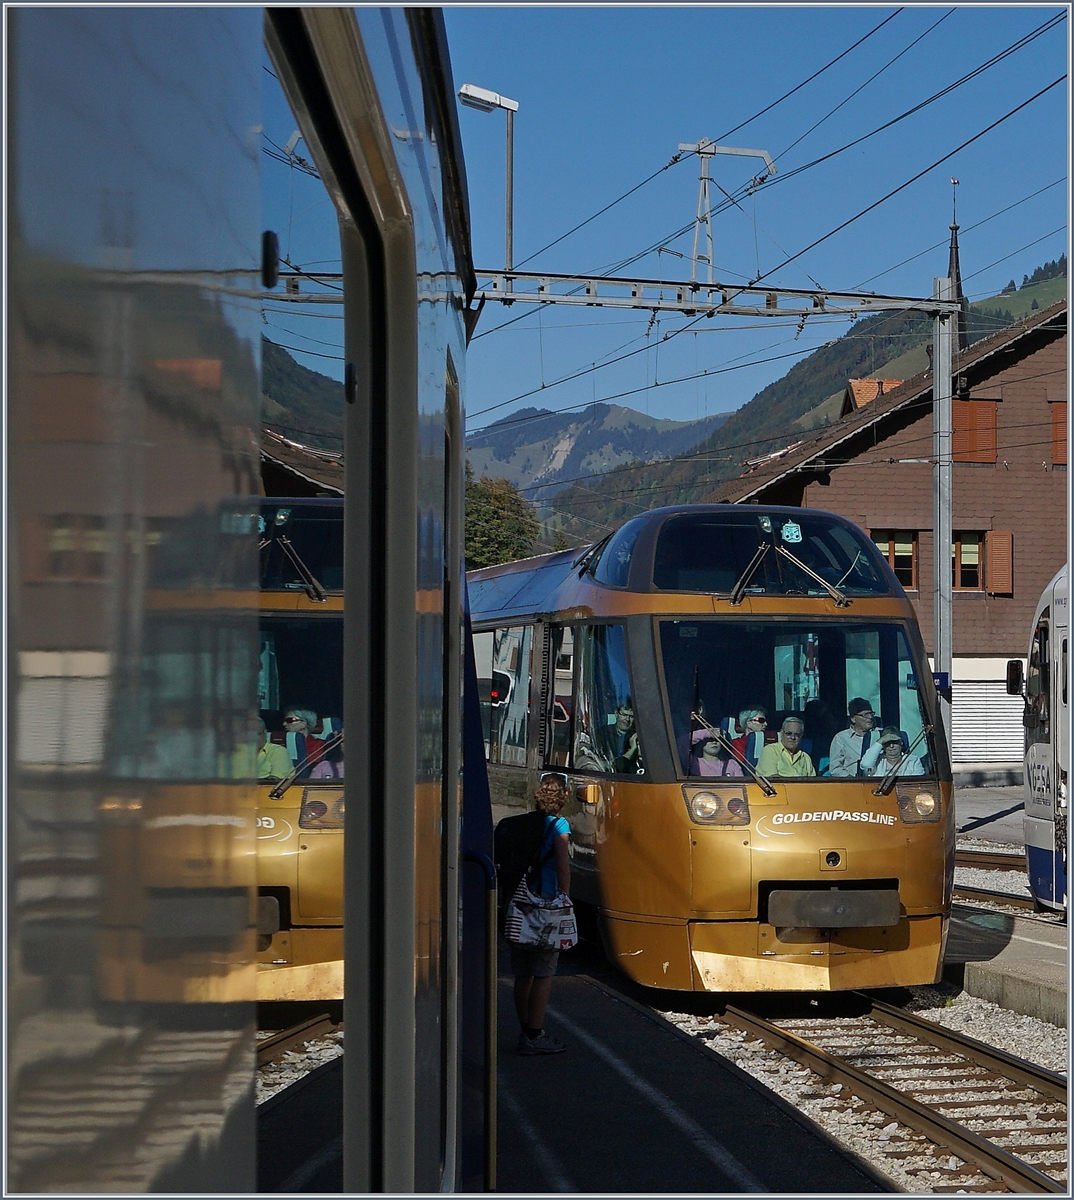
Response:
[254,501,346,1001]
[470,505,954,992]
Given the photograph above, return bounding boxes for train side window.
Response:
[1063,638,1068,708]
[591,518,646,588]
[1026,613,1050,743]
[545,626,575,768]
[490,625,533,767]
[572,624,642,775]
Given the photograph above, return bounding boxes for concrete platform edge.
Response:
[963,961,1068,1029]
[572,973,900,1194]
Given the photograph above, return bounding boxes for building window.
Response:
[872,531,917,588]
[952,532,983,590]
[953,399,997,463]
[1050,400,1067,466]
[45,514,109,580]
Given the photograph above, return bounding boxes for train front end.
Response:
[558,507,954,992]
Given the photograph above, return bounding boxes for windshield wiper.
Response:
[268,730,344,800]
[276,534,327,602]
[774,544,850,607]
[728,542,770,606]
[872,725,932,797]
[690,711,777,797]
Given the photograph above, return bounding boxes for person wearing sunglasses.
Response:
[828,697,876,777]
[731,707,768,765]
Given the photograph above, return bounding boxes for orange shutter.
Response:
[953,400,997,463]
[985,531,1013,594]
[952,400,971,460]
[1051,401,1067,466]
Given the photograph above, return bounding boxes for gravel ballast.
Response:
[658,988,1067,1193]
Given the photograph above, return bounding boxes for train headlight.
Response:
[896,783,941,823]
[299,789,345,829]
[682,786,750,826]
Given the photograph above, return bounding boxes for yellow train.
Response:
[254,499,346,1001]
[470,504,954,992]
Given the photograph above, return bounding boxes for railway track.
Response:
[956,850,1027,873]
[257,1014,340,1069]
[722,996,1067,1193]
[953,847,1042,913]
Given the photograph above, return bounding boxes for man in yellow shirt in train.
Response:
[756,716,816,777]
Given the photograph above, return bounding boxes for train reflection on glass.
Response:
[8,6,492,1193]
[470,505,955,992]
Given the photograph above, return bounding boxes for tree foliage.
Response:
[464,462,540,570]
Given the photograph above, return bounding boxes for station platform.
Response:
[497,963,891,1193]
[945,906,1067,1028]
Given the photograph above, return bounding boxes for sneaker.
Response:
[517,1031,566,1055]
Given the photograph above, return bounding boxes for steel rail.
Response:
[864,997,1066,1104]
[257,1014,340,1068]
[954,884,1037,911]
[956,850,1028,873]
[722,1003,1065,1193]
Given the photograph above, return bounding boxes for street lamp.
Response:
[458,83,519,273]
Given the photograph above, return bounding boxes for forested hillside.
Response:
[547,267,1067,544]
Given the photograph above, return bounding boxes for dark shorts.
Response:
[509,942,560,978]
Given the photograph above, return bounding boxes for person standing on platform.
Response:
[512,773,571,1056]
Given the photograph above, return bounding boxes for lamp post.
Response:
[458,83,519,275]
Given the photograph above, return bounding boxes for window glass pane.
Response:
[892,539,914,587]
[872,534,891,559]
[255,616,344,778]
[1026,617,1050,744]
[592,517,646,587]
[492,625,532,766]
[659,620,932,778]
[547,626,574,768]
[472,630,495,760]
[259,503,344,592]
[654,511,891,596]
[572,624,641,774]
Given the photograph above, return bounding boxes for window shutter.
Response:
[985,530,1013,594]
[1051,401,1067,466]
[952,399,972,460]
[953,400,997,463]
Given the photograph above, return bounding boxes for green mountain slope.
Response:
[466,403,730,497]
[261,337,344,449]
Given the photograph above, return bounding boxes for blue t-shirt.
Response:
[537,814,570,898]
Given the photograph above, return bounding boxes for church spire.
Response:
[948,179,968,351]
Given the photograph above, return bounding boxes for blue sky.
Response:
[263,6,1069,446]
[446,5,1068,434]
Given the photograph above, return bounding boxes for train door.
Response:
[1023,595,1062,909]
[1055,591,1068,911]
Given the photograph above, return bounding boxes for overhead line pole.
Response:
[933,276,955,745]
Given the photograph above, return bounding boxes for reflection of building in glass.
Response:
[8,9,261,1189]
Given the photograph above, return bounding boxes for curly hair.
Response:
[535,773,568,814]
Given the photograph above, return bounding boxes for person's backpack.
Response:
[493,810,550,902]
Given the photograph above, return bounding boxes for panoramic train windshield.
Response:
[653,511,891,597]
[260,503,343,593]
[660,620,933,779]
[259,616,344,776]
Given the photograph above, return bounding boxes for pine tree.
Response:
[464,461,540,570]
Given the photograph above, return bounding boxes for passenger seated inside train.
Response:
[755,717,816,777]
[730,707,770,765]
[258,718,294,780]
[860,726,924,777]
[688,730,743,777]
[828,698,876,776]
[272,705,344,779]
